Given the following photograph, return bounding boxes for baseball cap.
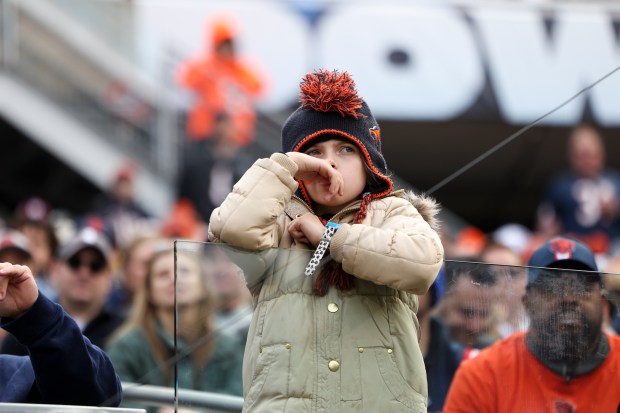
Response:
[59,227,111,263]
[527,236,599,285]
[0,230,32,261]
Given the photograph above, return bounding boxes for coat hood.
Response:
[400,190,441,232]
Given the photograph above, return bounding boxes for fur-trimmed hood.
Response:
[400,190,441,232]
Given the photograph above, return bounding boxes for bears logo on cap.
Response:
[549,238,576,261]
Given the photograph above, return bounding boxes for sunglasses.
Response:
[67,256,107,273]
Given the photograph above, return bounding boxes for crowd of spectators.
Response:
[0,187,248,410]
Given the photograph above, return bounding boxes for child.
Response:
[209,69,444,412]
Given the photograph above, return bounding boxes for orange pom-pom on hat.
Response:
[299,70,365,118]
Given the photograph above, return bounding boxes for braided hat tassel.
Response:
[313,193,373,296]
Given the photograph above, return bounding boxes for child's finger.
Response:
[329,170,344,196]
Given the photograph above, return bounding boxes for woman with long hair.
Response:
[107,243,243,410]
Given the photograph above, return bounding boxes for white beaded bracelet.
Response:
[305,222,341,276]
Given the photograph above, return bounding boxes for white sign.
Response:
[135,1,620,126]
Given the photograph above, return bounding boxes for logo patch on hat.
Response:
[369,126,381,144]
[549,238,575,261]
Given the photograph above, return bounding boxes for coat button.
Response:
[285,343,292,350]
[328,360,340,372]
[327,303,339,313]
[387,348,393,354]
[358,347,364,353]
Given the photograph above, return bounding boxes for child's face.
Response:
[303,138,366,214]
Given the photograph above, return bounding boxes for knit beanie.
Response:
[282,69,393,205]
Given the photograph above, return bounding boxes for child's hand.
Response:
[285,152,344,200]
[288,214,326,247]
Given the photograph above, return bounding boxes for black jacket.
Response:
[0,293,122,405]
[1,304,124,356]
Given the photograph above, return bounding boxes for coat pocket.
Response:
[373,348,426,411]
[243,343,292,411]
[350,346,426,412]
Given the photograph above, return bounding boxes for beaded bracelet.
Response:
[305,222,341,276]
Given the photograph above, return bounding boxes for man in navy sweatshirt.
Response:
[0,262,122,405]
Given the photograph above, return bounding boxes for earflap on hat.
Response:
[281,69,393,205]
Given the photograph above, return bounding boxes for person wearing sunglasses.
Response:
[2,227,125,356]
[0,262,122,405]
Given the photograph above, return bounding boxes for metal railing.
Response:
[122,383,243,413]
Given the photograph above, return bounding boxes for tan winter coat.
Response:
[209,153,444,412]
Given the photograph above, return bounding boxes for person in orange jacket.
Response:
[178,15,265,146]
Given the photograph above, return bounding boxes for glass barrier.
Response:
[169,241,313,412]
[108,240,620,412]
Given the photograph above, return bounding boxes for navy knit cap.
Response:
[282,69,393,203]
[527,236,599,285]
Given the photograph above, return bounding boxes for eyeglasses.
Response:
[67,256,107,273]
